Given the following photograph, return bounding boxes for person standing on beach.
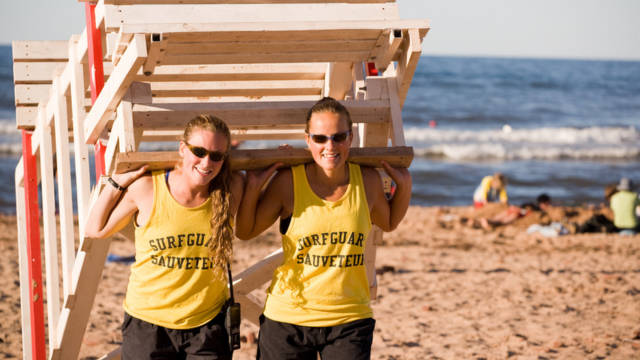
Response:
[85,115,244,359]
[236,97,412,360]
[472,172,508,208]
[610,177,640,235]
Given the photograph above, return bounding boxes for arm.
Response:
[84,166,148,239]
[366,162,412,232]
[235,164,289,240]
[228,171,246,217]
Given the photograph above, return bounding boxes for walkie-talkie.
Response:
[225,264,241,351]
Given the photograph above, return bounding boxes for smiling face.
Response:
[305,111,353,171]
[179,129,229,188]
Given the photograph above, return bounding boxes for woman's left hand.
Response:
[380,161,411,188]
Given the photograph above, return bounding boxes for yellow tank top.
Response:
[263,163,373,327]
[123,170,228,329]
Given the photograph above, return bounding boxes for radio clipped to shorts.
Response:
[226,264,241,351]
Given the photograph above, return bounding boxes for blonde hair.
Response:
[177,115,234,277]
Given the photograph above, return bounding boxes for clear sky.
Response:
[1,0,638,61]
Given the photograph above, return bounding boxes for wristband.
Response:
[108,177,125,191]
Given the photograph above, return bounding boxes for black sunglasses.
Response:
[307,131,351,144]
[184,142,227,162]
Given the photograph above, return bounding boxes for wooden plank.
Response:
[374,29,403,73]
[69,38,92,239]
[15,84,50,106]
[386,77,406,146]
[118,91,141,153]
[148,95,321,104]
[165,39,376,55]
[161,51,371,65]
[104,114,123,176]
[148,80,323,98]
[396,28,423,108]
[236,293,265,327]
[324,62,354,100]
[139,126,306,142]
[362,77,390,147]
[98,0,395,3]
[84,34,147,144]
[367,28,391,62]
[98,346,122,360]
[38,105,61,350]
[233,248,283,295]
[12,41,69,61]
[104,4,399,32]
[121,20,430,42]
[364,226,382,300]
[135,64,327,82]
[16,107,38,129]
[114,146,413,173]
[14,158,33,360]
[53,76,76,300]
[131,100,390,128]
[353,61,366,101]
[13,62,68,84]
[142,33,167,76]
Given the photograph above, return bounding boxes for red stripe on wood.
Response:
[21,130,46,360]
[86,2,107,179]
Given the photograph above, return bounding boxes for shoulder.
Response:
[359,166,383,192]
[231,171,245,186]
[125,172,154,205]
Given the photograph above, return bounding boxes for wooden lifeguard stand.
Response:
[13,1,429,359]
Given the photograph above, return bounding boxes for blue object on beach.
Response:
[106,254,136,264]
[619,229,637,236]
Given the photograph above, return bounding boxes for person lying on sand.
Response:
[467,194,552,230]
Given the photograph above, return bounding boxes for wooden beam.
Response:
[396,28,423,108]
[103,4,399,32]
[142,33,167,76]
[165,39,376,55]
[13,62,68,84]
[12,41,69,61]
[131,100,389,128]
[84,33,147,144]
[161,52,371,65]
[14,84,51,106]
[236,293,265,326]
[233,248,284,295]
[14,158,33,360]
[148,80,323,98]
[16,107,38,129]
[324,62,354,100]
[96,0,396,3]
[374,29,403,73]
[134,63,327,82]
[120,20,431,42]
[114,147,413,173]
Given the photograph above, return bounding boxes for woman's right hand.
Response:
[111,165,149,189]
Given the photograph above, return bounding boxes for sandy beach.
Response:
[1,205,639,360]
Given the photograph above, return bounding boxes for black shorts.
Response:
[256,315,376,360]
[121,311,233,360]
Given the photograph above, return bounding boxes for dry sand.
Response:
[1,206,639,360]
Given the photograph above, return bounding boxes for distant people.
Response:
[575,184,618,234]
[473,172,507,208]
[469,193,551,230]
[610,178,640,235]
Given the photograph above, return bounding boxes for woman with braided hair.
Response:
[85,115,244,359]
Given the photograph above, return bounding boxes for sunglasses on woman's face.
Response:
[184,142,227,162]
[307,131,351,144]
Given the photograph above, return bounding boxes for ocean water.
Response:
[0,46,638,213]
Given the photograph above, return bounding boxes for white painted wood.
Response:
[142,33,165,76]
[104,4,400,32]
[165,39,375,55]
[104,115,123,175]
[53,76,77,300]
[15,158,33,360]
[77,29,89,64]
[38,103,61,350]
[30,102,47,156]
[353,61,366,101]
[84,33,147,144]
[70,38,92,239]
[149,95,321,104]
[117,93,138,152]
[362,78,390,147]
[396,28,423,108]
